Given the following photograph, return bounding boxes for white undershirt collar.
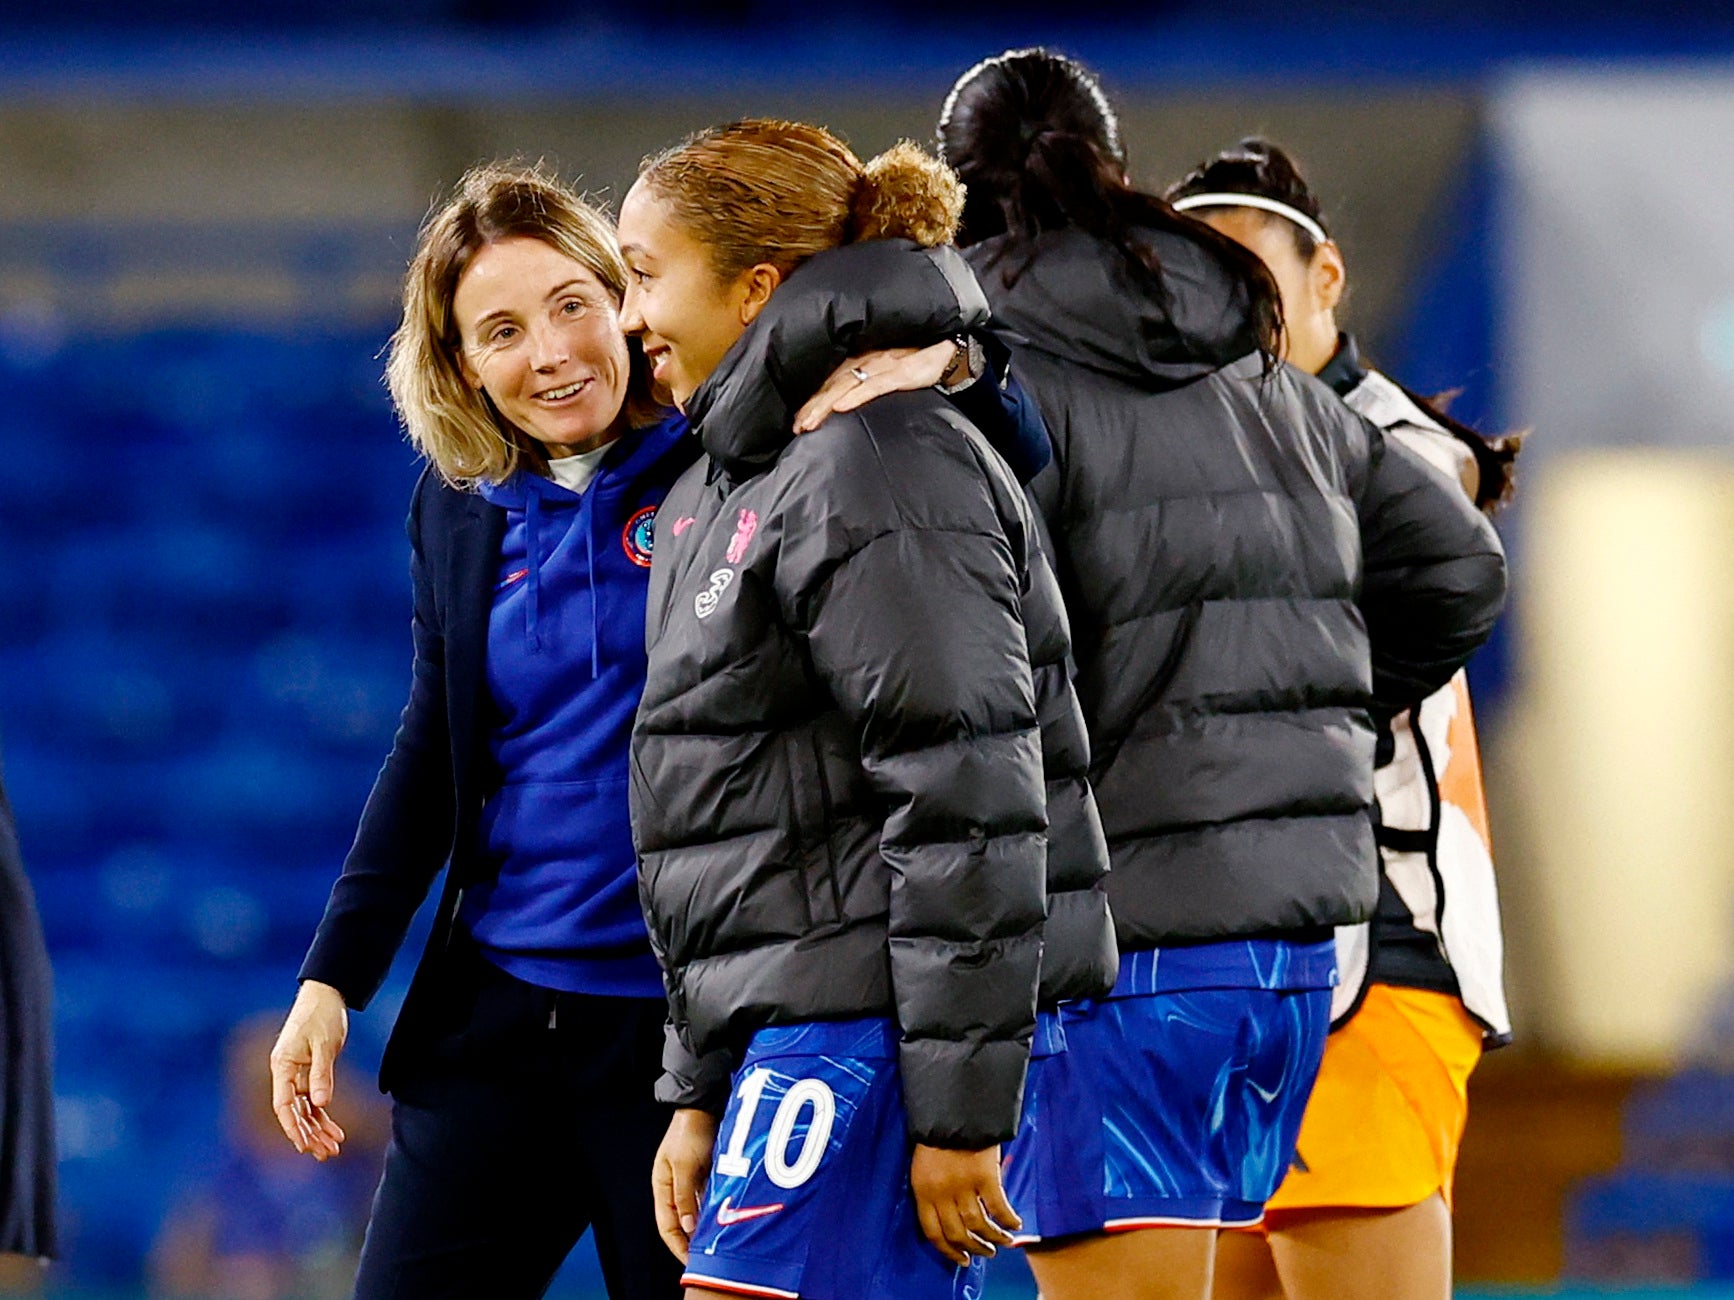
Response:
[546,442,612,496]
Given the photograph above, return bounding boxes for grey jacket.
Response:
[970,226,1507,950]
[629,240,1114,1148]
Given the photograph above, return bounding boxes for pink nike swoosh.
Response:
[714,1196,785,1226]
[671,516,697,536]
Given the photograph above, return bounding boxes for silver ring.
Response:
[849,366,870,384]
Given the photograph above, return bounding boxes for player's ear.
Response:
[1313,241,1346,313]
[736,263,783,327]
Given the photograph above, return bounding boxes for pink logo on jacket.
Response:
[725,509,759,565]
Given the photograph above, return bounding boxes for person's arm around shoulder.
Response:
[794,422,1047,1264]
[793,332,1054,485]
[1355,419,1508,712]
[271,470,460,1158]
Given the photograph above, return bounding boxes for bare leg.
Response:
[1026,1227,1217,1300]
[1265,1194,1452,1300]
[1210,1230,1284,1300]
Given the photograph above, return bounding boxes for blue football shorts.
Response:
[1003,986,1331,1242]
[683,1017,985,1300]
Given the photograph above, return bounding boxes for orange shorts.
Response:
[1258,984,1483,1219]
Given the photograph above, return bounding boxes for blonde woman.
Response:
[267,161,1033,1300]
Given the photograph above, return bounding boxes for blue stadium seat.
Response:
[1566,1169,1734,1281]
[1619,1070,1734,1177]
[0,323,437,1288]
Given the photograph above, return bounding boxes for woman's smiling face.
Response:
[452,236,631,457]
[617,180,765,411]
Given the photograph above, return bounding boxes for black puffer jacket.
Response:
[629,240,1114,1148]
[970,226,1507,949]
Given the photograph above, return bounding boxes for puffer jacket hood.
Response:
[685,238,990,478]
[968,226,1260,389]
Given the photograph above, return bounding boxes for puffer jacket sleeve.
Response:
[1356,425,1508,712]
[654,1022,735,1115]
[299,470,457,1010]
[798,438,1049,1150]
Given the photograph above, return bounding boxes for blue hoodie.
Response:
[458,415,694,997]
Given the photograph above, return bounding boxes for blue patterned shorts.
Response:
[684,1018,984,1300]
[1003,987,1330,1241]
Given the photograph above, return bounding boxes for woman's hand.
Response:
[268,980,349,1161]
[652,1107,719,1264]
[793,340,965,433]
[910,1143,1021,1267]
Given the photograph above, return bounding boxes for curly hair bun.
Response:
[851,141,964,247]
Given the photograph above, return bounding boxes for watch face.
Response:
[942,336,983,392]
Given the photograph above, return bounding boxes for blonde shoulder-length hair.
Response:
[386,160,662,488]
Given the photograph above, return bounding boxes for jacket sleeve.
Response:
[298,473,459,1010]
[1023,508,1118,1006]
[654,1023,736,1114]
[800,447,1049,1149]
[1356,426,1508,713]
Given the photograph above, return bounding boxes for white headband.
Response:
[1171,192,1329,247]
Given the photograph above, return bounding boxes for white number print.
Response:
[714,1066,838,1190]
[694,567,735,620]
[714,1067,769,1178]
[764,1078,836,1189]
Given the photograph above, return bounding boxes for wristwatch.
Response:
[937,334,988,394]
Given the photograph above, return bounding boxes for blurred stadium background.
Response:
[3,1,1734,1295]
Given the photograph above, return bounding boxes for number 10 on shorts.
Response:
[716,1067,837,1190]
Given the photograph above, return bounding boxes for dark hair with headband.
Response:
[1170,137,1523,513]
[1167,138,1330,260]
[937,48,1283,361]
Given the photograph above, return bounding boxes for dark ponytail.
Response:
[938,48,1283,361]
[1172,136,1524,513]
[1396,383,1525,514]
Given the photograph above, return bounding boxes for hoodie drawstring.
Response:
[582,493,601,681]
[495,444,647,673]
[525,489,543,652]
[521,477,601,676]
